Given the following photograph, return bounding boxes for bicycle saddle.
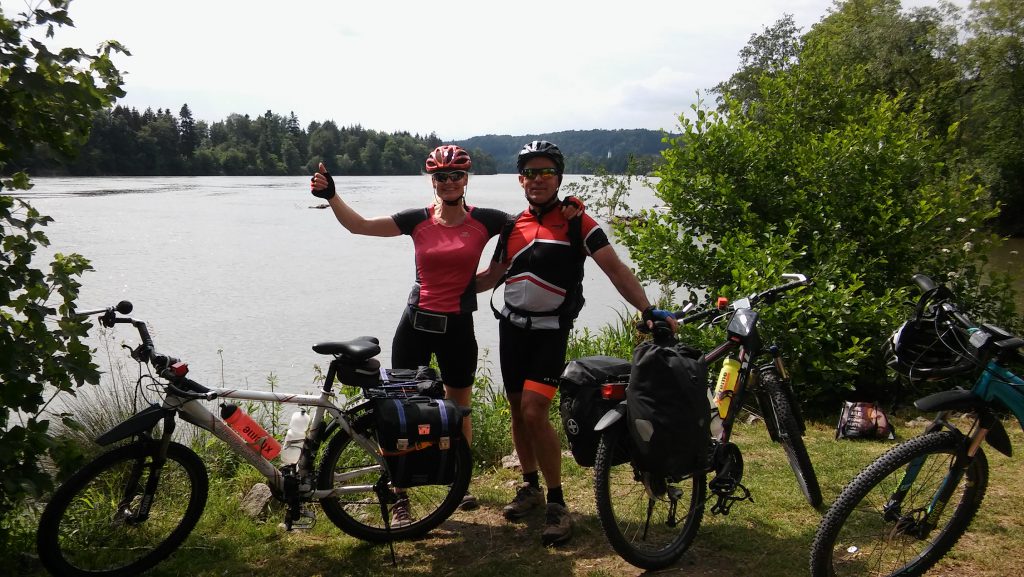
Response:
[312,337,381,361]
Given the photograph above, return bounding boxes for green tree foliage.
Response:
[20,108,501,177]
[961,0,1024,235]
[616,56,1016,412]
[716,0,1024,236]
[0,0,119,546]
[713,13,804,112]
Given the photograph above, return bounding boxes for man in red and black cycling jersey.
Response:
[477,141,676,546]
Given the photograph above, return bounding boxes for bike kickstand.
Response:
[374,479,399,568]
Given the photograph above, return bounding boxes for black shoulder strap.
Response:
[494,212,522,265]
[489,213,522,320]
[569,213,583,255]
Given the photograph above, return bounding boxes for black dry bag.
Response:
[626,339,709,477]
[374,396,463,487]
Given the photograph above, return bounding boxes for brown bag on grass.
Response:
[836,401,896,440]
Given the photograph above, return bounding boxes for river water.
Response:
[18,175,660,392]
[15,176,1022,393]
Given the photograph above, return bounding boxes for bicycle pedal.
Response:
[710,482,753,516]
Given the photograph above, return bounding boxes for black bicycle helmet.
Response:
[882,319,975,380]
[517,140,565,174]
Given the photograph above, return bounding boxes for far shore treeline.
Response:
[13,105,668,178]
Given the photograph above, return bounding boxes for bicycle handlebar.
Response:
[912,274,976,330]
[677,273,813,326]
[636,274,812,338]
[80,301,213,396]
[908,273,1024,373]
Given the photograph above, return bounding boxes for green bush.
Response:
[613,64,1019,414]
[468,367,513,470]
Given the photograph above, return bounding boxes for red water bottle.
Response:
[220,403,281,459]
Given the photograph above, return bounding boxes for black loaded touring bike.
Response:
[809,274,1024,577]
[564,273,822,570]
[36,301,471,577]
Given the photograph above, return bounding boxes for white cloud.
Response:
[23,0,966,140]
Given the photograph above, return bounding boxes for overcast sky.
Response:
[19,0,962,140]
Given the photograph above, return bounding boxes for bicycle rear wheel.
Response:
[317,423,471,542]
[593,424,705,570]
[36,441,208,577]
[758,367,822,507]
[809,430,988,577]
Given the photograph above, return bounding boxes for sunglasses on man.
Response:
[520,168,559,180]
[432,171,467,183]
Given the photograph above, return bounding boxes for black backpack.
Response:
[626,338,709,478]
[558,355,632,467]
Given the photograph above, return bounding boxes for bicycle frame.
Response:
[94,351,388,501]
[700,305,799,445]
[172,385,383,500]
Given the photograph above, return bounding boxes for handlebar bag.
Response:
[373,396,463,486]
[626,340,709,478]
[558,356,632,467]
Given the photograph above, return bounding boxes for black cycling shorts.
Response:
[498,319,571,395]
[392,306,477,389]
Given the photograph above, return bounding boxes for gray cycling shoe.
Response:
[541,503,573,545]
[502,483,544,520]
[390,497,412,528]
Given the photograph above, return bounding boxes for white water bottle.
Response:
[280,408,310,465]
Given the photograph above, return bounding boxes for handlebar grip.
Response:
[939,302,975,331]
[634,319,676,338]
[679,307,720,325]
[150,353,180,372]
[912,274,937,293]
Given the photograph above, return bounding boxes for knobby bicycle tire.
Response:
[593,423,705,570]
[36,441,209,577]
[317,424,471,542]
[809,430,988,577]
[759,367,823,507]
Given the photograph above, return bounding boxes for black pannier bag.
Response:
[626,339,709,477]
[559,355,632,467]
[374,396,463,486]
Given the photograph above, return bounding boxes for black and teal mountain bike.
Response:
[809,274,1024,577]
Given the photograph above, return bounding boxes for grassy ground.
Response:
[15,414,1024,577]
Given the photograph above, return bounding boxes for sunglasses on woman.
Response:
[432,171,467,183]
[520,168,559,180]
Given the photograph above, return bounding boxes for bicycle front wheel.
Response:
[317,425,471,542]
[758,367,822,507]
[36,441,209,577]
[809,430,988,577]
[593,424,705,570]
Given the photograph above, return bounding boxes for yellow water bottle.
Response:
[714,357,741,419]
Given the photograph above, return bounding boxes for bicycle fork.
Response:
[121,417,177,524]
[884,422,986,539]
